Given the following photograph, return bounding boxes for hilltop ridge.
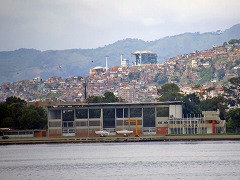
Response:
[0,24,240,84]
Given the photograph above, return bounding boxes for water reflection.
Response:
[0,141,240,180]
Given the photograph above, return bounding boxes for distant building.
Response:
[121,58,129,67]
[119,87,136,102]
[132,51,157,65]
[89,66,105,75]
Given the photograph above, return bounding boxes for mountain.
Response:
[0,24,240,84]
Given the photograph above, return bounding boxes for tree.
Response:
[217,69,225,80]
[6,96,26,106]
[1,117,14,128]
[103,91,119,103]
[32,106,47,129]
[0,97,47,130]
[182,93,201,115]
[86,91,119,103]
[0,103,10,124]
[154,73,168,85]
[157,83,182,101]
[226,108,240,133]
[224,77,240,107]
[200,96,227,120]
[18,107,40,129]
[86,96,104,103]
[228,39,240,45]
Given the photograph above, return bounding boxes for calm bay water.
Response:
[0,141,240,180]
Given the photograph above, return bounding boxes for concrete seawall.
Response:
[1,134,240,145]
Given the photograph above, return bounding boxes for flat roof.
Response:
[133,50,156,55]
[47,101,182,109]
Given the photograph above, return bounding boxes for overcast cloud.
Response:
[0,0,239,51]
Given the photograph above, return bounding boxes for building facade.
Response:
[47,102,225,137]
[132,50,157,65]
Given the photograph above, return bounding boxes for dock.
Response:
[1,134,240,145]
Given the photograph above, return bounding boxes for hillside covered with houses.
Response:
[1,40,240,104]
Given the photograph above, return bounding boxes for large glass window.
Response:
[89,109,101,118]
[143,108,155,127]
[130,108,142,118]
[116,108,128,118]
[49,110,61,119]
[62,110,74,121]
[76,109,88,119]
[103,108,115,128]
[157,107,169,117]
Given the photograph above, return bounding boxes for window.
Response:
[50,110,61,119]
[62,121,74,127]
[76,109,88,119]
[116,108,128,118]
[143,108,155,127]
[89,121,100,126]
[62,110,74,121]
[130,108,142,118]
[157,107,169,117]
[103,108,115,128]
[76,121,88,126]
[89,109,101,118]
[49,121,61,127]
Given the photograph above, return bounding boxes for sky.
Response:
[0,0,240,51]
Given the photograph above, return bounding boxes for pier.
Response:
[1,134,240,145]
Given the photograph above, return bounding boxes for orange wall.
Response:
[156,127,168,134]
[34,130,48,137]
[212,121,216,134]
[49,133,61,137]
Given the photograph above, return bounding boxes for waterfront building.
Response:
[132,50,157,65]
[47,101,225,137]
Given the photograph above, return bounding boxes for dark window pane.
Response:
[62,110,74,121]
[89,109,101,118]
[157,107,169,117]
[103,108,115,128]
[143,108,155,127]
[130,108,142,118]
[76,109,88,119]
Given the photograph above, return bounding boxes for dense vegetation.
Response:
[0,96,47,129]
[86,91,120,103]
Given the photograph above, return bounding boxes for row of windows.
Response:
[116,120,143,126]
[4,131,33,135]
[49,129,61,134]
[170,128,207,134]
[158,120,205,124]
[49,107,170,120]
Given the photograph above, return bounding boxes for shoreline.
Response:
[1,134,240,145]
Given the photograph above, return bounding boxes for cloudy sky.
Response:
[0,0,239,51]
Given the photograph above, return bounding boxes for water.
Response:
[0,141,240,180]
